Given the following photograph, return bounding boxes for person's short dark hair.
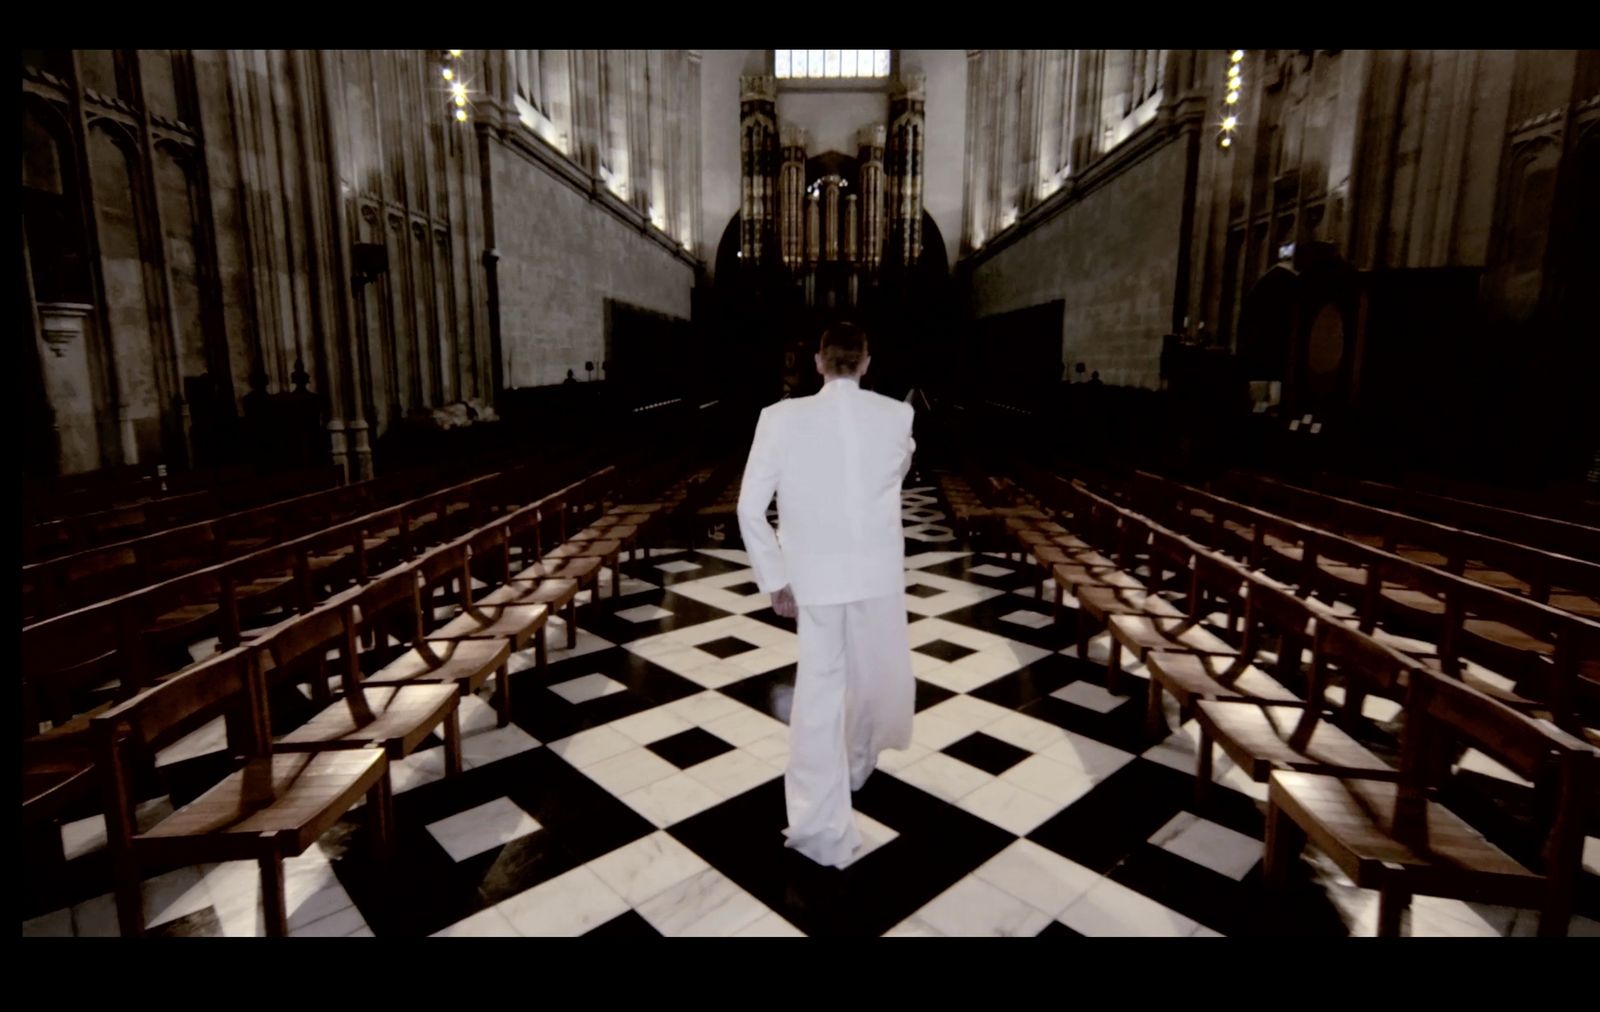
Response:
[819,322,869,376]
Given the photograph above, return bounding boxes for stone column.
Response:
[349,417,373,480]
[804,190,820,265]
[888,74,927,265]
[779,125,808,270]
[35,303,100,474]
[738,75,778,265]
[857,125,886,271]
[327,418,349,483]
[823,176,842,260]
[844,193,860,263]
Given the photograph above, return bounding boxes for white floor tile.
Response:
[548,672,628,704]
[975,840,1102,917]
[1050,680,1128,714]
[586,831,710,906]
[1059,878,1201,937]
[426,797,543,862]
[915,875,1054,937]
[636,867,770,937]
[622,772,726,827]
[432,906,519,937]
[496,866,629,936]
[1149,812,1261,881]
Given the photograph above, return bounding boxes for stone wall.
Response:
[966,133,1188,388]
[489,136,695,389]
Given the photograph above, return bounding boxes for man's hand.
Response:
[770,585,798,619]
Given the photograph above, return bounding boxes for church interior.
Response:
[19,48,1600,940]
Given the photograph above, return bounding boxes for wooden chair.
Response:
[432,529,553,691]
[93,647,392,937]
[1192,618,1410,804]
[1145,570,1310,739]
[1263,667,1598,936]
[481,507,585,650]
[265,599,463,778]
[362,559,516,727]
[1105,530,1240,694]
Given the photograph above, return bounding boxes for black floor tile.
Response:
[586,909,664,937]
[648,727,736,769]
[331,748,654,938]
[943,733,1033,775]
[915,639,977,663]
[670,775,1012,938]
[698,635,759,659]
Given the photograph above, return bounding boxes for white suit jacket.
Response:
[736,378,915,606]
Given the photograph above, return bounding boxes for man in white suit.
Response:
[737,323,916,868]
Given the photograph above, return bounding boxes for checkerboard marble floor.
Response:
[23,479,1600,938]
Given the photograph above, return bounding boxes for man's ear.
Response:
[814,353,826,377]
[858,354,871,377]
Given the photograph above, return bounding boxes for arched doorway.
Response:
[709,207,953,402]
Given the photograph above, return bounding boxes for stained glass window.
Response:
[775,49,891,79]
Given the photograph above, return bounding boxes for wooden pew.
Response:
[1125,471,1600,737]
[1192,616,1410,804]
[265,597,464,779]
[1144,561,1310,739]
[1263,666,1598,936]
[1221,472,1600,620]
[92,645,393,936]
[373,544,520,727]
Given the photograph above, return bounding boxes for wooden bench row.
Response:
[86,462,706,936]
[19,460,605,842]
[1302,473,1600,562]
[1215,471,1600,620]
[23,465,346,564]
[21,458,530,623]
[1109,471,1600,740]
[986,465,1597,936]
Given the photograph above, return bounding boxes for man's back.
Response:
[737,378,914,607]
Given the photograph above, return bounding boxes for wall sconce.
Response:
[443,51,470,123]
[1219,51,1244,149]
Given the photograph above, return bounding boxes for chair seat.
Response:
[277,683,458,757]
[1381,585,1446,615]
[367,638,509,691]
[149,602,219,639]
[1197,701,1394,781]
[1146,650,1302,708]
[1396,546,1451,568]
[1551,593,1600,619]
[595,514,651,529]
[1464,566,1530,591]
[547,539,620,560]
[1077,586,1185,621]
[435,603,549,648]
[1318,559,1368,587]
[481,578,579,609]
[238,575,294,599]
[139,750,388,858]
[1108,614,1238,658]
[516,557,601,582]
[1264,533,1304,561]
[573,525,637,542]
[611,504,665,515]
[1035,545,1102,566]
[1053,563,1143,591]
[1462,618,1553,655]
[1268,771,1540,901]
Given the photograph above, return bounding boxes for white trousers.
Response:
[784,592,915,868]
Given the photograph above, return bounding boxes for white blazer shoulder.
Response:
[736,380,915,607]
